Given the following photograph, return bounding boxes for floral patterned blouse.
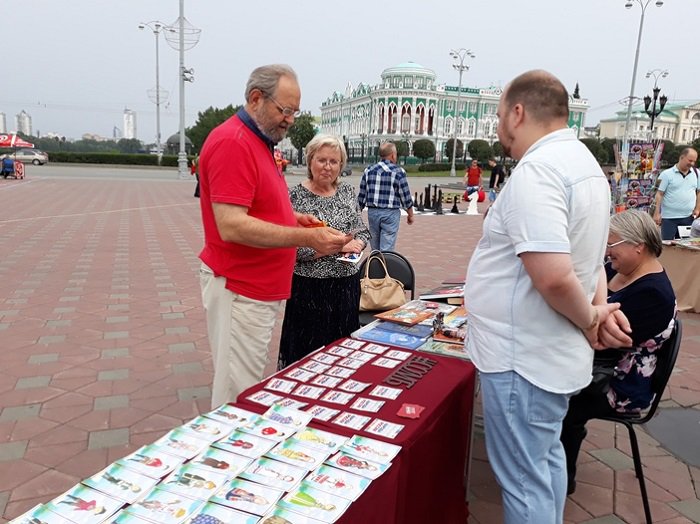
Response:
[603,263,676,412]
[290,182,370,279]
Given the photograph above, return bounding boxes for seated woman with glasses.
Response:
[560,209,676,495]
[277,134,370,370]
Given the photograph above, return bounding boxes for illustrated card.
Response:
[274,397,309,410]
[368,385,403,400]
[291,426,349,452]
[361,343,389,354]
[337,379,371,393]
[83,462,158,503]
[260,507,326,524]
[238,416,295,442]
[285,367,317,383]
[278,483,350,523]
[117,444,184,479]
[46,485,124,524]
[264,403,314,429]
[191,446,252,478]
[204,404,257,427]
[246,390,285,406]
[153,429,211,459]
[266,440,329,470]
[213,429,277,458]
[335,357,365,370]
[209,478,283,516]
[292,384,326,400]
[162,463,229,500]
[264,377,298,394]
[239,456,308,491]
[349,397,385,413]
[310,374,342,388]
[320,391,354,405]
[124,486,202,523]
[384,349,411,361]
[371,357,401,369]
[325,366,355,379]
[300,361,332,374]
[10,504,73,524]
[110,511,154,523]
[186,501,260,524]
[325,451,391,480]
[180,415,233,442]
[365,418,405,439]
[340,435,401,464]
[311,353,341,365]
[337,338,366,350]
[325,346,353,357]
[305,405,340,422]
[331,412,371,431]
[305,464,371,501]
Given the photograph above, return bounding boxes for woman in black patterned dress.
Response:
[277,134,370,369]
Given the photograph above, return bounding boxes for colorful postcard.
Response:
[263,404,314,430]
[274,397,309,410]
[291,427,349,453]
[260,507,326,524]
[337,338,366,350]
[324,366,355,379]
[246,390,285,406]
[367,385,403,400]
[110,511,154,524]
[124,486,202,523]
[349,397,384,413]
[310,375,342,388]
[284,367,317,383]
[83,462,158,503]
[305,464,371,501]
[320,391,354,405]
[365,418,405,440]
[311,353,341,365]
[325,451,390,480]
[162,463,229,500]
[238,416,295,442]
[325,346,353,357]
[304,405,340,422]
[299,361,332,374]
[180,415,233,443]
[278,483,350,523]
[46,485,123,524]
[340,435,401,464]
[204,405,257,427]
[337,379,371,393]
[213,429,277,459]
[264,377,298,394]
[117,444,184,479]
[292,384,326,400]
[9,504,73,524]
[239,456,308,491]
[266,440,329,470]
[153,429,211,460]
[191,446,252,478]
[331,412,370,431]
[186,502,260,524]
[209,478,283,516]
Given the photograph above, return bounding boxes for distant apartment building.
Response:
[15,110,32,135]
[599,101,700,143]
[123,109,137,139]
[0,112,6,133]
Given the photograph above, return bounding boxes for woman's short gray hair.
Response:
[245,64,298,101]
[609,209,663,257]
[305,134,347,187]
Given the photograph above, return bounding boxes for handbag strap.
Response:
[363,251,390,280]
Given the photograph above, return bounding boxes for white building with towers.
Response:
[123,109,137,139]
[15,110,32,135]
[0,112,6,133]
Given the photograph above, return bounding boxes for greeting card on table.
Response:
[368,385,403,400]
[325,366,355,378]
[238,415,295,441]
[204,404,256,427]
[11,505,73,524]
[325,451,390,480]
[349,397,385,413]
[371,357,402,369]
[246,390,285,406]
[325,346,353,357]
[341,435,401,464]
[153,429,211,460]
[124,486,203,523]
[285,367,317,383]
[213,429,277,459]
[384,349,411,361]
[187,502,260,524]
[348,350,375,363]
[209,478,282,516]
[311,352,341,365]
[110,511,156,523]
[305,405,341,422]
[162,463,229,500]
[278,483,351,523]
[335,357,365,370]
[83,462,158,503]
[305,464,371,501]
[267,440,329,470]
[264,377,298,394]
[261,507,327,524]
[365,418,405,439]
[180,415,233,442]
[331,412,371,431]
[361,342,389,354]
[117,444,184,479]
[191,446,252,478]
[274,397,309,410]
[264,403,314,429]
[320,390,355,405]
[300,361,332,374]
[291,426,349,452]
[293,384,326,400]
[337,338,366,350]
[311,374,343,388]
[46,485,124,524]
[338,379,371,393]
[239,456,308,491]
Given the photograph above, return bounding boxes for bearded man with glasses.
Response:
[198,64,350,408]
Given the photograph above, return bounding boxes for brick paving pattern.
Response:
[1,168,699,523]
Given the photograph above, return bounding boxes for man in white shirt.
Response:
[465,70,631,524]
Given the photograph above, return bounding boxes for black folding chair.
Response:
[358,250,416,327]
[595,317,683,524]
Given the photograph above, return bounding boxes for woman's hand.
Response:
[341,238,364,253]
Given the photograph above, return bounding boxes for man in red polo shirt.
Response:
[199,64,350,408]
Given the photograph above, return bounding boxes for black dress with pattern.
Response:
[277,182,370,370]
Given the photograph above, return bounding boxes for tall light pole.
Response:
[138,21,169,166]
[622,0,664,143]
[644,69,668,137]
[164,0,201,179]
[449,48,476,177]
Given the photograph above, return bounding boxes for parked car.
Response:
[341,165,352,177]
[12,148,49,165]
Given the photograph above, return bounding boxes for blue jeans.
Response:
[480,371,570,524]
[661,216,693,240]
[367,207,401,251]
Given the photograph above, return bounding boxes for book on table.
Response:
[374,299,456,326]
[419,283,465,301]
[352,321,429,350]
[418,339,470,360]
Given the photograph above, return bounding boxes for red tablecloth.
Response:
[235,339,476,524]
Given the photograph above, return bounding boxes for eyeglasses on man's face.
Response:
[606,239,627,249]
[266,95,301,118]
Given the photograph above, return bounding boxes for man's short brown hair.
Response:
[503,70,569,124]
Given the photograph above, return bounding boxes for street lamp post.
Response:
[644,69,668,137]
[401,130,410,165]
[449,48,476,177]
[622,0,664,143]
[360,132,367,164]
[138,21,169,166]
[164,0,201,179]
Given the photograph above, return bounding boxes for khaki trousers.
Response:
[199,264,281,409]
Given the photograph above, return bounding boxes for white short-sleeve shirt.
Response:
[465,128,610,394]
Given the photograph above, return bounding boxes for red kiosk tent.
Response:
[0,134,33,179]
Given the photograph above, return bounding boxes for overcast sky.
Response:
[2,0,697,142]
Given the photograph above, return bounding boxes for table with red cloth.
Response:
[235,339,477,524]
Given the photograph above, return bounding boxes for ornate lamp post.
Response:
[449,48,476,177]
[164,0,201,179]
[644,69,668,137]
[622,0,664,143]
[138,21,169,166]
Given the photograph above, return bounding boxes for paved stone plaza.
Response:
[0,165,699,523]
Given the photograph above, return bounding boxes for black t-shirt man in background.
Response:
[487,157,505,190]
